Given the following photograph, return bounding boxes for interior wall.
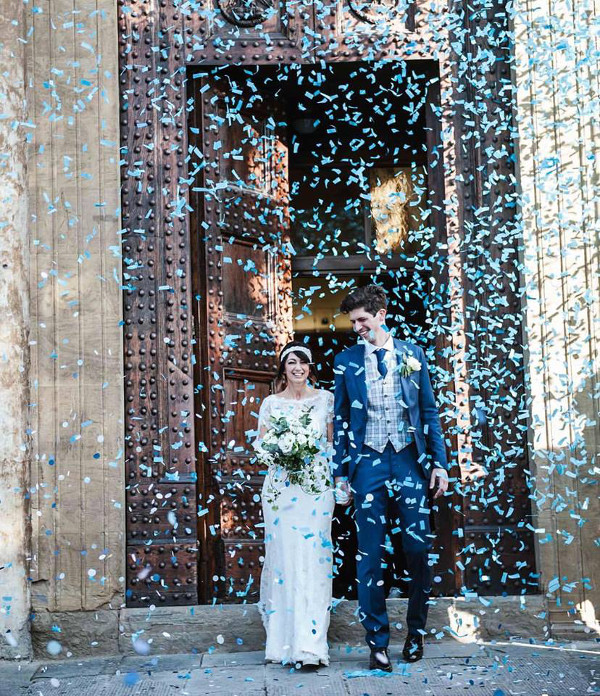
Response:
[515,0,600,632]
[25,0,125,617]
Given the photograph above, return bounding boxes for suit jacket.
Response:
[333,338,449,480]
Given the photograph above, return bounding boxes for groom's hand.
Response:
[334,477,352,506]
[429,468,449,499]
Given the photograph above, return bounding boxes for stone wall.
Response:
[0,0,32,660]
[25,0,125,637]
[514,0,600,634]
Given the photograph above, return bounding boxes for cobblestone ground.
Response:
[1,641,599,696]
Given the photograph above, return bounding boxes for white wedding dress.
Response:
[257,389,335,666]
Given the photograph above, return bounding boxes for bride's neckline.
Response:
[273,390,324,402]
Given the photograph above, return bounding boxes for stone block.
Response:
[31,610,119,659]
[202,650,264,668]
[32,656,121,679]
[471,595,548,640]
[119,654,202,673]
[118,604,266,656]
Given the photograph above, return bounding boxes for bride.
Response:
[255,341,335,667]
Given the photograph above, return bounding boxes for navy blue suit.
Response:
[333,339,448,648]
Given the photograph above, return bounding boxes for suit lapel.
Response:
[357,343,368,407]
[394,339,411,409]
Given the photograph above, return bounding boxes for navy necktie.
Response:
[375,348,388,379]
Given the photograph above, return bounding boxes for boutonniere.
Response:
[400,353,422,378]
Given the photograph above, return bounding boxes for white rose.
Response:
[406,356,421,373]
[278,432,295,454]
[305,427,319,445]
[289,421,301,435]
[262,430,277,446]
[296,431,309,446]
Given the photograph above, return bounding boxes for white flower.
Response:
[406,355,421,373]
[296,430,309,446]
[261,430,277,447]
[278,432,295,454]
[254,442,274,467]
[289,420,302,436]
[305,426,319,445]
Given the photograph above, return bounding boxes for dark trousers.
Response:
[352,442,432,649]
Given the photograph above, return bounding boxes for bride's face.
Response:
[284,354,310,386]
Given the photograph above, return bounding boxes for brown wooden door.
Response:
[188,1,311,63]
[190,72,293,602]
[421,68,462,596]
[313,0,418,62]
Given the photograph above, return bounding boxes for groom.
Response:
[333,285,449,670]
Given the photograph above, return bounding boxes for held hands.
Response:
[429,468,449,499]
[334,477,352,506]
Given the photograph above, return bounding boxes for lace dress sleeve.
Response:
[325,390,334,424]
[257,395,272,437]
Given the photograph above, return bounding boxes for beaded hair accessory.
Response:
[280,346,312,364]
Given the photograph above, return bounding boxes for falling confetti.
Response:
[46,640,62,657]
[0,0,594,673]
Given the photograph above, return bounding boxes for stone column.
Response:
[0,0,32,658]
[25,0,124,656]
[514,0,600,636]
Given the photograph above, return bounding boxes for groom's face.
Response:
[348,307,386,343]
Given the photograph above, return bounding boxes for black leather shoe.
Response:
[402,634,424,662]
[369,648,393,672]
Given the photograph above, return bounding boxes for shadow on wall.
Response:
[527,361,600,639]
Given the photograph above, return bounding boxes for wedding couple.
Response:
[255,285,449,671]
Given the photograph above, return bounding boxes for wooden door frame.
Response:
[120,0,534,606]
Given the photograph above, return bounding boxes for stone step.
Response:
[31,595,553,658]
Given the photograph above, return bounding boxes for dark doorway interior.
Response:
[285,62,439,374]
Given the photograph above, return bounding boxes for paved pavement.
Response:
[1,640,599,696]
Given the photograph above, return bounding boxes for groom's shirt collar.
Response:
[363,333,394,356]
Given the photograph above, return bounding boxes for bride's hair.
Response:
[275,341,319,393]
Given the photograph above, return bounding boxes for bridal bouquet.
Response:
[255,407,330,502]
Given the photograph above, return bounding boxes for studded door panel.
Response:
[120,0,199,607]
[185,0,310,64]
[451,1,536,594]
[191,77,293,601]
[119,0,536,605]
